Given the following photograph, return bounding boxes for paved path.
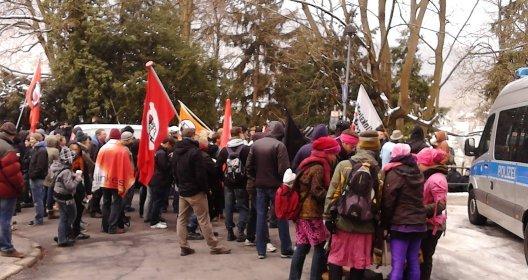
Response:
[6,193,528,279]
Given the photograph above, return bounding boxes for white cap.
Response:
[169,126,180,133]
[282,168,296,184]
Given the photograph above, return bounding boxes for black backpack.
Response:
[224,145,245,186]
[334,160,375,222]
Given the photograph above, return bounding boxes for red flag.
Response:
[25,61,42,132]
[219,99,232,148]
[138,61,177,186]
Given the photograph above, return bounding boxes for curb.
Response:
[0,240,42,280]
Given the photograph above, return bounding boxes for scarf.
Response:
[297,150,332,186]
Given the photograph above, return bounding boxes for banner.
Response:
[178,100,212,134]
[283,107,308,163]
[219,98,232,148]
[25,60,42,132]
[138,61,177,186]
[352,85,383,132]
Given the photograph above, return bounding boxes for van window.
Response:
[495,106,528,163]
[476,114,495,158]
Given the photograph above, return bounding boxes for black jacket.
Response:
[29,142,48,180]
[246,121,290,189]
[216,139,250,188]
[150,147,173,188]
[172,138,208,197]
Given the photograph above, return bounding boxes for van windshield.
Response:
[476,114,495,158]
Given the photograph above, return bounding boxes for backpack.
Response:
[275,184,300,220]
[274,165,312,220]
[224,145,245,186]
[335,160,375,222]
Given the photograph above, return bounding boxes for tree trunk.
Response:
[180,0,193,42]
[358,0,381,92]
[396,0,429,128]
[378,0,392,96]
[424,0,446,120]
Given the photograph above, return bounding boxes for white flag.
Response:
[352,85,383,132]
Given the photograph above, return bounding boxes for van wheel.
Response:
[524,224,528,266]
[468,188,487,225]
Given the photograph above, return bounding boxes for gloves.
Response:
[325,220,337,234]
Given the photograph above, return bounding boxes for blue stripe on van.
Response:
[471,161,528,187]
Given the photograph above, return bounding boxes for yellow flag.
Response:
[178,100,212,134]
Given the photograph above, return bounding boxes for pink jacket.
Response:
[423,172,447,234]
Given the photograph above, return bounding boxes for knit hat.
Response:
[358,130,381,151]
[390,143,411,159]
[312,136,341,154]
[59,147,76,164]
[121,125,134,134]
[76,131,88,143]
[282,168,296,186]
[0,122,17,136]
[109,128,121,140]
[416,148,446,166]
[121,131,133,142]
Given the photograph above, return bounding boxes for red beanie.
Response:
[109,128,121,140]
[313,136,341,154]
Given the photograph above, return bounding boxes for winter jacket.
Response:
[324,149,380,234]
[423,166,448,233]
[43,139,59,187]
[0,132,24,198]
[292,124,328,171]
[246,121,290,189]
[50,161,81,203]
[297,163,326,220]
[29,141,49,180]
[201,150,220,190]
[216,138,250,188]
[172,138,208,197]
[149,147,173,188]
[382,164,427,227]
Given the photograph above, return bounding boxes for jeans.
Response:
[289,243,326,280]
[187,214,198,233]
[0,198,16,252]
[29,179,45,224]
[45,186,55,211]
[390,236,422,280]
[177,192,219,249]
[101,188,124,233]
[255,188,292,256]
[150,186,170,225]
[420,230,442,280]
[57,201,76,244]
[224,187,249,233]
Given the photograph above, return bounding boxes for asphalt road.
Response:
[8,193,528,280]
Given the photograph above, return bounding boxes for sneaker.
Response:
[257,255,266,259]
[150,222,168,229]
[58,241,75,247]
[244,239,256,246]
[236,233,246,243]
[266,243,277,253]
[109,228,126,234]
[188,232,205,240]
[210,246,231,255]
[28,220,42,226]
[227,229,236,241]
[1,250,25,258]
[75,233,91,240]
[180,247,195,256]
[280,249,294,258]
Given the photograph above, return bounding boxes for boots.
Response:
[227,229,236,241]
[47,209,59,220]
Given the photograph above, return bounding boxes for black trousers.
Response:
[150,186,170,225]
[420,230,443,280]
[89,188,103,214]
[71,183,86,237]
[101,188,124,233]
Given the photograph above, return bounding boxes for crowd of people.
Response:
[0,119,451,280]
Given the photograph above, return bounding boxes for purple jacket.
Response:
[292,124,328,171]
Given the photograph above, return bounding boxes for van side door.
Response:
[471,114,495,209]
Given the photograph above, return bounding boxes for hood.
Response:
[227,138,245,148]
[252,132,265,142]
[310,124,328,141]
[266,121,285,140]
[49,160,70,180]
[45,136,59,148]
[393,164,424,186]
[35,141,47,149]
[173,138,198,156]
[350,149,379,168]
[423,165,448,179]
[410,126,425,141]
[0,132,13,144]
[434,131,447,142]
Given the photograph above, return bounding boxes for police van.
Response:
[465,76,528,264]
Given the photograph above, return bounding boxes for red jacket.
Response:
[0,133,24,198]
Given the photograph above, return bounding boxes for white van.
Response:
[465,77,528,264]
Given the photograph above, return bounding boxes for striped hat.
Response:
[358,130,381,151]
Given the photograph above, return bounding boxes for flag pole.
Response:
[15,102,26,129]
